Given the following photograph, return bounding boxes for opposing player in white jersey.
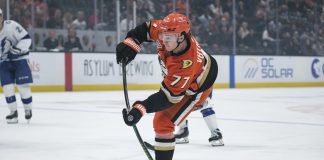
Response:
[174,92,224,146]
[0,8,33,124]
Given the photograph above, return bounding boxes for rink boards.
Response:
[234,56,324,88]
[1,52,323,92]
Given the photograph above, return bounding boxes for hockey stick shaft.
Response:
[122,60,154,160]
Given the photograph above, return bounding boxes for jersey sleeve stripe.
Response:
[20,34,31,40]
[172,92,203,125]
[160,82,184,104]
[196,50,211,87]
[185,88,196,95]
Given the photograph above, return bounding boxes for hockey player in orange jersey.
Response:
[116,12,220,160]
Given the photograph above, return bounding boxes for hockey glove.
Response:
[116,38,141,65]
[122,103,146,126]
[7,46,22,60]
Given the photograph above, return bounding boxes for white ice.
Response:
[1,87,324,160]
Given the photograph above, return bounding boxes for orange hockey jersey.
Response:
[147,20,217,104]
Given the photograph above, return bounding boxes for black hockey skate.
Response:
[6,110,18,124]
[175,120,189,144]
[209,129,224,146]
[25,110,32,123]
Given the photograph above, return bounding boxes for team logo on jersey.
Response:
[1,37,11,54]
[182,60,193,69]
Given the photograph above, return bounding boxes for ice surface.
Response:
[1,87,324,160]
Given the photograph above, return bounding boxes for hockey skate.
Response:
[209,129,224,146]
[25,109,32,123]
[6,110,18,124]
[175,120,189,144]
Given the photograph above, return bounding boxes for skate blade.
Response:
[7,118,18,124]
[175,137,189,144]
[26,119,31,124]
[210,139,224,147]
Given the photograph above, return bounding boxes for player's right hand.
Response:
[116,38,141,65]
[122,103,146,126]
[7,46,22,60]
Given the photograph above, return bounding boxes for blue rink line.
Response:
[34,107,324,127]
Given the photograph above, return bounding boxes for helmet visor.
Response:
[159,32,179,43]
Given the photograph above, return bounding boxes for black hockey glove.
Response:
[116,38,141,65]
[122,103,146,126]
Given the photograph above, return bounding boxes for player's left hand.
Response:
[7,47,21,60]
[116,38,140,65]
[122,103,146,126]
[7,53,19,60]
[9,46,21,55]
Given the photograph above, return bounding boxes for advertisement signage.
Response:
[29,52,65,85]
[72,53,162,85]
[236,56,324,85]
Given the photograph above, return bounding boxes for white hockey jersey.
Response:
[0,20,31,61]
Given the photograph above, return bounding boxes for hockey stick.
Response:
[122,59,154,160]
[144,141,155,151]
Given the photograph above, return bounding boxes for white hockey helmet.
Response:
[0,8,3,15]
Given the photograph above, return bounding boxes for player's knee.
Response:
[200,107,215,117]
[153,112,175,134]
[3,84,15,97]
[155,132,174,139]
[154,122,175,134]
[17,84,32,99]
